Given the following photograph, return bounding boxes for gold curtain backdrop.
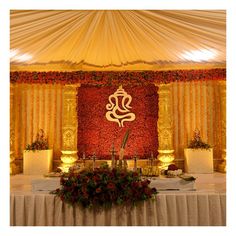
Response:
[171,81,223,168]
[11,81,224,170]
[12,84,63,165]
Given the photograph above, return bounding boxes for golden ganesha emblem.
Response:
[106,86,136,127]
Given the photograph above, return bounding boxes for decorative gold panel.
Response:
[62,128,77,150]
[62,84,79,127]
[157,84,174,149]
[60,84,80,170]
[10,84,17,174]
[155,83,175,168]
[218,81,226,172]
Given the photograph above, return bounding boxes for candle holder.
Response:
[92,152,96,171]
[110,143,117,169]
[133,153,138,172]
[142,153,159,177]
[149,152,154,167]
[82,152,86,169]
[118,159,128,170]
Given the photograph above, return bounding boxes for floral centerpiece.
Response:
[26,129,49,151]
[188,129,211,149]
[51,165,157,209]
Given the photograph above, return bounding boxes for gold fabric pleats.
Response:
[12,84,63,162]
[171,80,224,162]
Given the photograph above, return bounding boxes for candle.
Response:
[150,152,154,166]
[134,155,137,172]
[111,143,116,169]
[82,152,86,168]
[92,153,96,171]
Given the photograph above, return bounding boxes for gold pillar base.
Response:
[218,149,226,173]
[10,163,17,175]
[59,150,78,173]
[218,162,226,173]
[158,149,175,170]
[10,151,17,175]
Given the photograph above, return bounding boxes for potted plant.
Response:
[184,129,213,173]
[23,129,53,175]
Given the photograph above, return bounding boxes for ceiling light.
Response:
[10,49,33,62]
[10,49,19,58]
[181,49,217,62]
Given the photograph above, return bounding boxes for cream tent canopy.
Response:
[10,10,226,71]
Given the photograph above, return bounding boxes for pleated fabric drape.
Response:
[10,10,225,71]
[171,80,223,162]
[12,84,63,162]
[10,193,226,226]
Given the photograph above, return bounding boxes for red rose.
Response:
[144,187,151,195]
[131,181,140,188]
[82,186,87,194]
[93,175,101,182]
[107,182,115,190]
[141,179,150,187]
[168,164,178,171]
[95,187,102,193]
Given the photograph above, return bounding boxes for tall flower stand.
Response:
[184,148,213,174]
[23,149,53,175]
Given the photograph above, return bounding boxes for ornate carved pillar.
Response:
[155,83,175,169]
[60,84,80,172]
[218,81,226,172]
[10,84,17,174]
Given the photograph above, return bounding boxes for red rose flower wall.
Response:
[77,85,158,159]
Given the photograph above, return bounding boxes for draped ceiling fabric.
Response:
[10,10,226,71]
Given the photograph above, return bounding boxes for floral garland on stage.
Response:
[51,165,157,209]
[10,68,226,86]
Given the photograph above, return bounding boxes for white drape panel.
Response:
[10,193,226,226]
[13,84,63,162]
[171,81,223,162]
[10,10,225,70]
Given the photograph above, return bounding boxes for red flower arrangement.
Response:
[51,165,157,209]
[10,69,226,86]
[76,85,159,159]
[188,129,211,149]
[25,129,49,151]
